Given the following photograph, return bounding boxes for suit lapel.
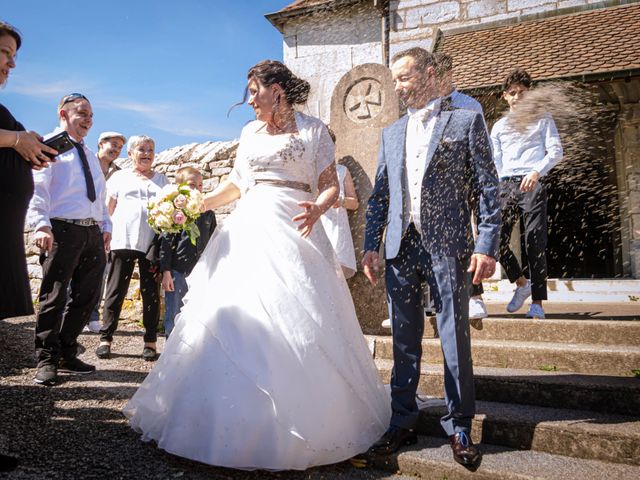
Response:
[423,110,452,173]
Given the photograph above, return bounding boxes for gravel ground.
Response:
[0,316,411,480]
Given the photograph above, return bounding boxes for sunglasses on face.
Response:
[58,93,89,110]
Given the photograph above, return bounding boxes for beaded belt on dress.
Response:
[51,217,99,227]
[255,179,311,193]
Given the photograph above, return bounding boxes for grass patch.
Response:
[538,364,558,372]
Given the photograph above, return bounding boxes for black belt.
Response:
[500,175,525,183]
[51,217,99,227]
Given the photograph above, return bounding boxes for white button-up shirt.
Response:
[405,98,441,232]
[491,113,563,178]
[107,169,169,253]
[28,128,111,233]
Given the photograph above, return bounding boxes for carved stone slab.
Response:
[330,63,399,334]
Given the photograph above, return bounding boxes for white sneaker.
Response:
[84,320,101,333]
[469,297,488,319]
[526,304,545,319]
[381,318,391,329]
[507,281,532,313]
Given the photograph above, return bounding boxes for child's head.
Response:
[175,166,203,192]
[502,68,532,109]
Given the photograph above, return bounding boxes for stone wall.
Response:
[278,0,609,123]
[25,140,239,317]
[388,0,606,56]
[281,1,383,122]
[615,104,640,277]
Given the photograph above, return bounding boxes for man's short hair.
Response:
[57,93,90,114]
[390,47,435,72]
[433,52,453,76]
[98,131,126,145]
[175,166,202,184]
[503,68,532,92]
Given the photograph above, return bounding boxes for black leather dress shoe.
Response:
[449,432,481,466]
[368,426,417,455]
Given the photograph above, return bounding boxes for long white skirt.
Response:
[123,184,390,470]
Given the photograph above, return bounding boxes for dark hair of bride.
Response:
[228,60,310,116]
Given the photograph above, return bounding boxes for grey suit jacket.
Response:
[364,102,501,259]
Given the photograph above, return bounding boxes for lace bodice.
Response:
[229,112,335,194]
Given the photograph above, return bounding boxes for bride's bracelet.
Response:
[13,131,21,148]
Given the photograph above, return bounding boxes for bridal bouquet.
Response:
[148,183,204,244]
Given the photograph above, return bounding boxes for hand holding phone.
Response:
[12,130,60,170]
[43,131,74,159]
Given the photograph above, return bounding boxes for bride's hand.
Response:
[293,201,322,238]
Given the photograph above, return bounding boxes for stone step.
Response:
[368,435,640,480]
[368,336,640,376]
[414,398,640,466]
[375,358,640,415]
[481,279,640,303]
[424,317,640,346]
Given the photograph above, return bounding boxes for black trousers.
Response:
[35,221,106,367]
[100,249,160,343]
[498,180,548,301]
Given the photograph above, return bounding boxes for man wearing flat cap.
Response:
[97,131,126,180]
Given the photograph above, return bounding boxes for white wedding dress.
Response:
[123,113,391,470]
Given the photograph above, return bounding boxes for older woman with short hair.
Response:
[97,135,168,361]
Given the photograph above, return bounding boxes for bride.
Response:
[123,60,391,470]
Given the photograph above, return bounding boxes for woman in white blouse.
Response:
[97,135,168,361]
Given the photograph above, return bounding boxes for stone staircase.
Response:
[365,302,640,479]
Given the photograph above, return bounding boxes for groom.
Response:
[362,47,500,466]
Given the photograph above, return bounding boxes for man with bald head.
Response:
[28,94,111,386]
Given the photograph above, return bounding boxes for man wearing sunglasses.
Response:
[27,93,111,386]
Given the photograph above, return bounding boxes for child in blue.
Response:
[159,167,216,337]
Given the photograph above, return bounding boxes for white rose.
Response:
[160,184,180,199]
[186,199,201,215]
[158,201,175,216]
[155,214,173,229]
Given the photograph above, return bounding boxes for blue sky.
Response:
[2,0,290,152]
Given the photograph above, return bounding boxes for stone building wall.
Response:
[279,0,608,123]
[388,0,606,55]
[24,140,239,318]
[280,1,383,122]
[615,104,640,277]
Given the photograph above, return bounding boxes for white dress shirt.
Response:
[491,113,563,178]
[28,128,111,233]
[405,98,441,232]
[107,169,169,253]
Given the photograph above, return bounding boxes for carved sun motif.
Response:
[344,78,384,123]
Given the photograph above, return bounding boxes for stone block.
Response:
[629,190,640,214]
[389,37,435,58]
[558,0,587,8]
[507,0,555,12]
[400,2,459,29]
[209,167,232,177]
[466,0,506,19]
[396,0,440,8]
[390,26,433,42]
[27,264,42,280]
[203,177,219,193]
[632,214,640,239]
